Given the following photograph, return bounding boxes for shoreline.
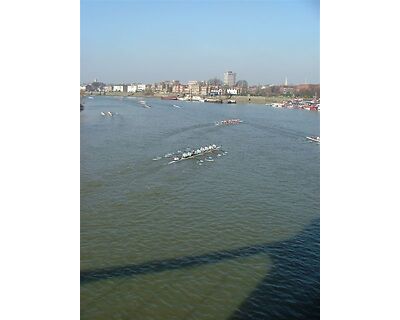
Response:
[83,92,294,105]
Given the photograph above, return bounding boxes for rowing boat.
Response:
[215,119,243,126]
[306,136,320,143]
[168,146,222,164]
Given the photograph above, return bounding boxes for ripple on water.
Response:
[81,254,270,320]
[81,97,320,319]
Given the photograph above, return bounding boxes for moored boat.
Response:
[177,96,190,101]
[204,98,223,103]
[191,96,203,102]
[161,95,178,100]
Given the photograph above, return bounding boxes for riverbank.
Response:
[83,92,291,105]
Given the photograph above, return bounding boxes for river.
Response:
[81,96,320,319]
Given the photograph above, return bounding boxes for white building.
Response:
[113,85,127,92]
[210,89,223,96]
[127,85,137,93]
[136,84,146,91]
[227,89,238,95]
[224,71,236,87]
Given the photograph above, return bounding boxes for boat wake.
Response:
[246,122,308,139]
[164,123,215,138]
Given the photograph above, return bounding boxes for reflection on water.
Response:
[81,97,319,319]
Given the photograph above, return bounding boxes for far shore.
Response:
[83,92,294,105]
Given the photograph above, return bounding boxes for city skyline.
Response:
[81,0,320,84]
[80,72,318,86]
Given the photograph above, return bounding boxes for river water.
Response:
[81,96,320,319]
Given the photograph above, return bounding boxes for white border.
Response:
[1,0,80,319]
[1,0,399,319]
[322,0,400,319]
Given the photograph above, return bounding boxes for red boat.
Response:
[161,96,178,100]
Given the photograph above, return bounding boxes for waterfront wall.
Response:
[83,92,290,105]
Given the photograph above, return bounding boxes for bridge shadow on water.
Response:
[81,219,319,319]
[229,219,319,320]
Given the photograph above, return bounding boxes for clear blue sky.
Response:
[81,0,320,85]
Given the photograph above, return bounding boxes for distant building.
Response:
[227,88,238,95]
[200,85,209,96]
[248,86,258,94]
[209,88,223,96]
[80,85,87,91]
[172,84,183,93]
[279,86,295,94]
[127,85,137,93]
[113,85,127,92]
[224,71,236,87]
[188,81,201,95]
[172,83,188,93]
[136,84,146,91]
[103,85,113,92]
[154,82,164,92]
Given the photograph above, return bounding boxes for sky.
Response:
[80,0,320,85]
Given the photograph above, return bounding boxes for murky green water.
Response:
[81,96,320,319]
